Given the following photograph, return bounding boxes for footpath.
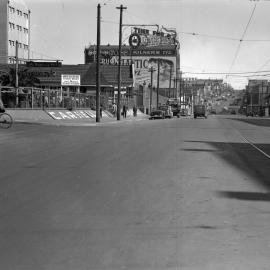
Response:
[7,109,149,126]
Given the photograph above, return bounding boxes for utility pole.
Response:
[15,40,19,107]
[116,4,127,121]
[149,66,155,112]
[157,59,160,108]
[96,3,101,122]
[169,65,172,98]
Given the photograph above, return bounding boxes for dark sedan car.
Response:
[149,110,165,120]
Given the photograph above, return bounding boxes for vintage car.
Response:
[158,105,173,118]
[149,110,165,120]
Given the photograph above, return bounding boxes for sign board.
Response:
[26,61,62,67]
[61,74,81,86]
[129,27,178,48]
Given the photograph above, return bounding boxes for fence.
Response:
[0,87,107,110]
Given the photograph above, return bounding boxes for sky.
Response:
[26,0,270,90]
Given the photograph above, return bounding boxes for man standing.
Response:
[0,97,5,113]
[123,105,127,118]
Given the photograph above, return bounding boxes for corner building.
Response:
[0,0,30,64]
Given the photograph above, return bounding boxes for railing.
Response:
[0,87,100,110]
[0,86,136,111]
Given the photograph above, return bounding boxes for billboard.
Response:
[85,46,178,88]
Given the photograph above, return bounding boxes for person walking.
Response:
[0,97,5,113]
[100,106,103,118]
[133,105,137,117]
[123,105,127,118]
[112,103,117,117]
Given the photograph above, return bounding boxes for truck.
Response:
[194,104,207,119]
[166,98,180,117]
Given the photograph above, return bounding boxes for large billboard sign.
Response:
[85,26,179,88]
[85,46,177,88]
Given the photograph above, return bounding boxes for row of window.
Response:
[9,22,29,33]
[9,6,29,19]
[9,40,29,50]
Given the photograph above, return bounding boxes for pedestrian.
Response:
[100,106,103,118]
[112,103,117,117]
[123,105,127,118]
[0,97,5,113]
[133,105,137,117]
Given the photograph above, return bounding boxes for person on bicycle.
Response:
[0,97,5,113]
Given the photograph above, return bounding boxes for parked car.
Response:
[180,108,188,116]
[194,104,207,119]
[149,110,165,120]
[158,105,173,118]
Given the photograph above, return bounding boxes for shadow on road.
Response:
[217,191,270,201]
[183,140,270,200]
[228,117,270,127]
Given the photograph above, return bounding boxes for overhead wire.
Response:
[227,2,258,75]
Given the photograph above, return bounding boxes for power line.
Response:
[227,3,257,74]
[184,69,270,75]
[178,31,270,42]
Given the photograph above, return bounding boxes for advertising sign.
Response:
[61,74,81,86]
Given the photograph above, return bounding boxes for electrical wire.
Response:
[227,2,257,74]
[184,70,270,75]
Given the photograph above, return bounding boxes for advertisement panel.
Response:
[61,74,81,86]
[85,46,178,88]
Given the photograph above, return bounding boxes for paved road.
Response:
[0,115,270,270]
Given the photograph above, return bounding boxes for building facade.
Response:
[244,79,270,116]
[0,0,30,64]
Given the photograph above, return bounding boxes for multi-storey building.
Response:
[244,79,270,116]
[0,0,30,64]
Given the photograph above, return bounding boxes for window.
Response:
[9,6,15,13]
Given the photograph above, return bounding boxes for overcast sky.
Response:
[26,0,270,89]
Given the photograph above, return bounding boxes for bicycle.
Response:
[0,112,13,128]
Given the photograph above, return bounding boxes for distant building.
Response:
[244,79,270,116]
[0,0,30,64]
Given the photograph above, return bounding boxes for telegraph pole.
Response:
[149,66,155,112]
[15,40,19,107]
[96,3,101,122]
[116,4,127,121]
[157,59,160,108]
[169,65,172,98]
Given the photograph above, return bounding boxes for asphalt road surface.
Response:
[0,115,270,270]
